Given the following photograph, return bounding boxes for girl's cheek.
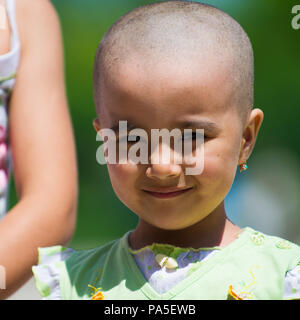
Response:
[201,152,223,175]
[107,164,135,203]
[197,151,235,185]
[107,163,138,187]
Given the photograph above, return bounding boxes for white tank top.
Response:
[0,0,20,219]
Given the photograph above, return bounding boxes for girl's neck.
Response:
[128,203,241,250]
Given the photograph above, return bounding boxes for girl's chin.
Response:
[140,217,201,232]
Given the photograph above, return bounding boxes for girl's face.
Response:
[94,57,262,231]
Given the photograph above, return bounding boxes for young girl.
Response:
[32,1,300,300]
[0,0,77,299]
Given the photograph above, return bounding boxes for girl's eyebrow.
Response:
[175,120,221,133]
[109,119,221,133]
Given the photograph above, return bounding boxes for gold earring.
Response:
[239,162,248,173]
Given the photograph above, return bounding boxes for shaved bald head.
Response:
[93,1,254,123]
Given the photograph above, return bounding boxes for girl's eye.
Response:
[118,133,207,143]
[181,132,206,140]
[118,135,141,143]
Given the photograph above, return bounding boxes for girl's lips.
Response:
[143,187,193,198]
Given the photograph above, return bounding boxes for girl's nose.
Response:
[145,163,181,180]
[146,143,182,180]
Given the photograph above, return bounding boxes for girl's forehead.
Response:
[102,58,236,116]
[100,70,241,132]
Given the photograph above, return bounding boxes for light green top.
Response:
[32,227,300,300]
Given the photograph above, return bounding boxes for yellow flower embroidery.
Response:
[228,266,260,300]
[228,285,243,300]
[88,268,104,300]
[88,285,104,300]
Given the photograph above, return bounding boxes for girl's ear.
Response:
[93,118,101,132]
[238,108,264,165]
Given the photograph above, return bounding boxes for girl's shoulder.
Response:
[32,235,127,300]
[242,227,300,300]
[32,245,76,299]
[244,227,300,266]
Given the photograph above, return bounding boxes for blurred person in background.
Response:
[0,0,77,299]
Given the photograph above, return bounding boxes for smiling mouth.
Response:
[142,187,193,199]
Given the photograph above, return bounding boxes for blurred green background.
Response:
[8,0,300,247]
